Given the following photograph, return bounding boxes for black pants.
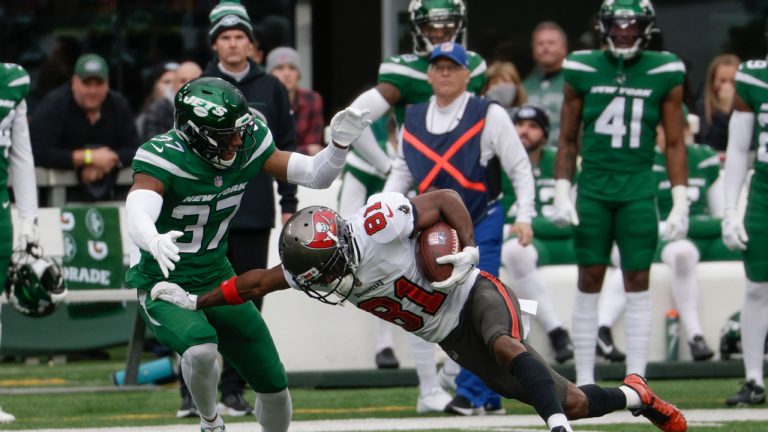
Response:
[180,229,270,398]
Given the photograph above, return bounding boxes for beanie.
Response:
[209,1,255,43]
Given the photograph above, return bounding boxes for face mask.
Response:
[486,83,517,107]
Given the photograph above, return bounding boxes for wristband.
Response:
[221,276,245,305]
[84,149,93,166]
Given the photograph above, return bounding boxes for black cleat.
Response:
[689,335,714,361]
[550,427,568,432]
[596,326,626,362]
[218,392,252,416]
[726,380,766,406]
[444,395,483,416]
[176,393,198,418]
[375,347,400,369]
[548,327,574,363]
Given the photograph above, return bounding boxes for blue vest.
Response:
[402,96,495,224]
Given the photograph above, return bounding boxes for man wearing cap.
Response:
[30,53,140,201]
[500,104,576,365]
[266,47,324,156]
[384,42,536,416]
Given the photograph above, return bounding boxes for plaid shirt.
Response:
[293,87,324,155]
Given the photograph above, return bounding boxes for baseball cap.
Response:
[429,42,469,68]
[513,104,551,137]
[266,47,300,74]
[209,0,255,43]
[74,54,109,81]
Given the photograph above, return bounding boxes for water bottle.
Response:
[665,309,680,361]
[113,357,174,386]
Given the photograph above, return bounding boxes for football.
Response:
[415,221,461,283]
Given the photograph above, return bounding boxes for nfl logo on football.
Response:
[427,231,447,246]
[214,176,223,187]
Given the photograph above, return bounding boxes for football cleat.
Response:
[217,392,252,417]
[484,399,506,415]
[177,393,199,418]
[597,326,626,362]
[200,413,225,432]
[375,347,400,369]
[623,374,687,432]
[725,380,766,407]
[688,335,714,362]
[0,406,15,424]
[548,327,575,364]
[444,395,484,416]
[417,386,453,413]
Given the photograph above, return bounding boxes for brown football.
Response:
[415,221,461,282]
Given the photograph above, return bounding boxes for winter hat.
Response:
[209,1,255,43]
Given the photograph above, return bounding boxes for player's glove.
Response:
[148,231,183,278]
[722,209,748,251]
[151,281,197,310]
[549,179,579,228]
[18,217,39,251]
[329,107,372,148]
[661,185,689,241]
[431,246,480,292]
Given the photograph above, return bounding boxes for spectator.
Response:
[136,61,178,141]
[266,47,325,155]
[139,61,202,142]
[522,21,568,147]
[30,53,140,202]
[695,54,740,153]
[484,61,527,114]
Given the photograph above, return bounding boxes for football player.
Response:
[125,77,370,432]
[500,104,575,364]
[720,21,768,406]
[339,0,487,412]
[151,189,688,432]
[552,0,689,386]
[0,63,45,424]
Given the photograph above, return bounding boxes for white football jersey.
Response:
[286,192,478,342]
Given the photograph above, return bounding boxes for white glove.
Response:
[550,179,579,228]
[151,281,197,310]
[431,246,480,291]
[148,231,183,278]
[18,217,39,249]
[661,185,689,241]
[722,209,748,251]
[329,107,372,148]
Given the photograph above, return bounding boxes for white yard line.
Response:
[19,408,768,432]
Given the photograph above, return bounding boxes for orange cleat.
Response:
[623,374,687,432]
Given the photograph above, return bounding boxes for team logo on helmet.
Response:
[305,211,339,249]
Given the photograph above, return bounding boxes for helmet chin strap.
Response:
[607,38,643,60]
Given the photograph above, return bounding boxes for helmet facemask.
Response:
[180,112,256,169]
[598,0,657,60]
[409,0,467,55]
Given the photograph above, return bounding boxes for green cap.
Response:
[209,1,255,43]
[74,54,109,81]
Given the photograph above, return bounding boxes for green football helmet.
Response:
[279,206,357,305]
[597,0,657,59]
[174,77,256,169]
[5,246,66,318]
[409,0,467,55]
[719,311,768,360]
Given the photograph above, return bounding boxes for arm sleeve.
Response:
[125,189,163,252]
[285,143,348,189]
[274,83,299,214]
[348,88,394,174]
[30,96,74,169]
[723,110,754,210]
[9,100,38,220]
[382,129,414,194]
[486,104,536,223]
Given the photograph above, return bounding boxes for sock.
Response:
[619,385,642,409]
[598,269,626,328]
[181,343,220,419]
[573,291,600,385]
[512,272,562,332]
[374,320,395,353]
[662,240,703,338]
[254,388,292,432]
[443,357,460,376]
[408,333,438,393]
[741,281,768,384]
[509,351,564,421]
[546,413,572,431]
[624,291,652,377]
[579,384,627,417]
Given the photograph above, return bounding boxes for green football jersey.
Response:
[563,50,685,201]
[0,63,30,189]
[654,143,719,219]
[378,52,487,125]
[126,123,275,292]
[735,59,768,182]
[522,70,564,147]
[502,147,557,222]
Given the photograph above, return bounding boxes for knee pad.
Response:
[661,240,699,273]
[182,343,218,369]
[502,241,538,279]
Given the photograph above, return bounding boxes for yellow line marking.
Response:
[0,378,68,386]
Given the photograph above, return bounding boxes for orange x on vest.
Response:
[402,118,487,194]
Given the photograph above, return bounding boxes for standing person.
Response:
[30,53,141,202]
[385,42,536,416]
[126,77,370,432]
[500,104,574,364]
[484,61,527,113]
[139,61,202,141]
[694,54,740,153]
[266,47,325,156]
[721,36,768,406]
[522,21,568,147]
[0,63,41,425]
[553,0,688,386]
[341,0,488,412]
[178,0,298,417]
[151,189,689,432]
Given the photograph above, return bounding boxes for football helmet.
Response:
[174,77,256,169]
[719,311,768,360]
[409,0,467,55]
[279,206,357,305]
[597,0,657,59]
[5,246,66,318]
